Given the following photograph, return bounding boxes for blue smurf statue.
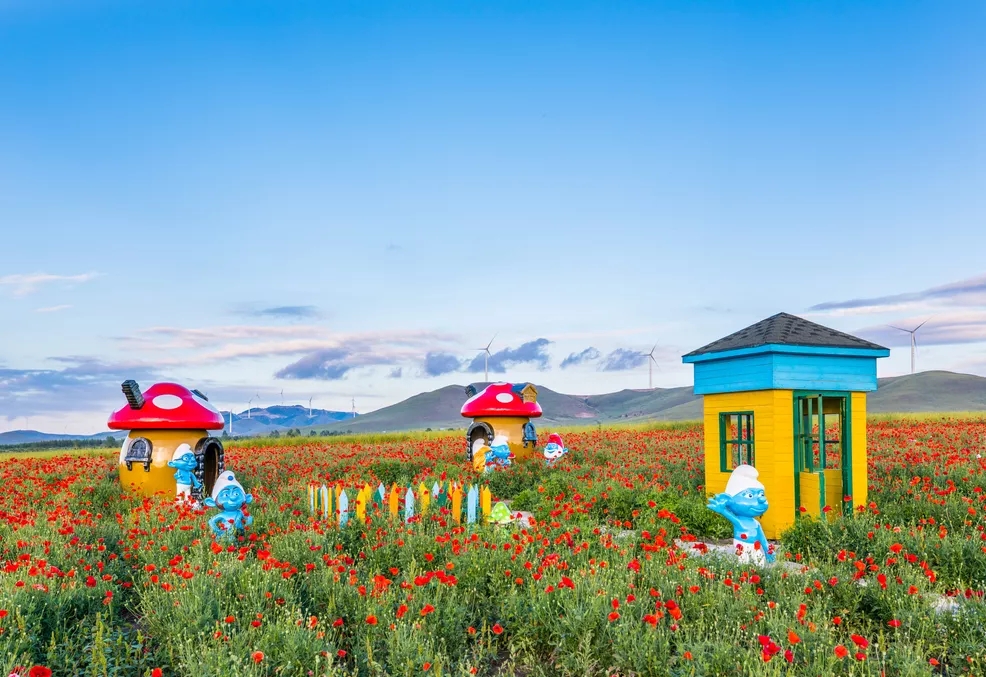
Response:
[706,464,774,564]
[205,471,254,540]
[543,433,569,465]
[484,434,514,472]
[167,443,202,504]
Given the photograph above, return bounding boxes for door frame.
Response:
[793,391,853,518]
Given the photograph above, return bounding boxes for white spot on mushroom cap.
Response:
[152,394,183,410]
[495,392,514,403]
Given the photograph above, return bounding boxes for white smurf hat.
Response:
[723,464,764,496]
[491,434,508,447]
[171,443,194,462]
[212,470,243,501]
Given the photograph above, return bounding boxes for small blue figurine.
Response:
[484,435,514,472]
[707,464,774,564]
[205,471,254,540]
[167,444,202,504]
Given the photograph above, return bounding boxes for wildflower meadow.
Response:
[1,417,985,676]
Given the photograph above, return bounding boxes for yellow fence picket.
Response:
[480,487,491,520]
[450,484,462,524]
[418,483,430,515]
[389,484,399,518]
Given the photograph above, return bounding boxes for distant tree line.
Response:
[0,437,121,452]
[269,429,352,438]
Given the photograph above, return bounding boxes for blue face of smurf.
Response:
[207,483,252,511]
[167,451,197,472]
[727,487,768,517]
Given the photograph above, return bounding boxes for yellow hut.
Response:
[682,313,889,538]
[109,380,226,500]
[461,383,542,461]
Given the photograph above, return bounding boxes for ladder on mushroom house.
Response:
[307,481,492,526]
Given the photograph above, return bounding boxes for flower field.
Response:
[1,417,985,676]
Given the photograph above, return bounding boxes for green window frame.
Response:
[719,411,755,471]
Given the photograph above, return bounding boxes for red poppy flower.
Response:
[251,651,264,663]
[608,612,620,622]
[366,615,378,625]
[492,623,503,635]
[152,670,163,677]
[420,604,435,617]
[850,634,869,649]
[834,645,848,659]
[29,669,53,677]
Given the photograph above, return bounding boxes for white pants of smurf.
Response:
[176,483,193,501]
[733,539,767,565]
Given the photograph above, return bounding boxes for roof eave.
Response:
[682,343,891,363]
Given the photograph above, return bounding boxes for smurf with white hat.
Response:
[707,464,774,564]
[204,470,254,540]
[166,443,202,504]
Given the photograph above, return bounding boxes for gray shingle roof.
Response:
[683,312,888,358]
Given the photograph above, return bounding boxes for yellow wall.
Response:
[703,390,794,539]
[119,429,207,497]
[850,392,868,510]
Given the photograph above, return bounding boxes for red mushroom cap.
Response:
[108,382,225,430]
[460,383,542,418]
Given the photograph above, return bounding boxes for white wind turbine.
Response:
[475,334,496,384]
[246,397,253,419]
[647,343,660,389]
[888,318,932,375]
[308,397,313,418]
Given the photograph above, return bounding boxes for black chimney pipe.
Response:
[121,380,144,409]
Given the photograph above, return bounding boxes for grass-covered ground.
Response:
[0,416,984,675]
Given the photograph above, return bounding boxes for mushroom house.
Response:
[460,383,542,461]
[108,380,226,499]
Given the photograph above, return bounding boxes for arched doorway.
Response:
[465,422,494,461]
[194,437,225,500]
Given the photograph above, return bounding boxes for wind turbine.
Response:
[647,344,660,389]
[475,334,496,383]
[228,409,234,435]
[308,396,313,418]
[280,389,284,406]
[888,318,932,375]
[352,398,356,419]
[247,397,253,419]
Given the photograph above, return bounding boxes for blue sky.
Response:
[1,0,984,433]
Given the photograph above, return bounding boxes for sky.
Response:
[1,0,985,434]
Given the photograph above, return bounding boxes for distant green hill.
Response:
[869,370,986,413]
[309,371,986,434]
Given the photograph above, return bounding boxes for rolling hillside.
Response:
[7,371,986,444]
[314,371,986,434]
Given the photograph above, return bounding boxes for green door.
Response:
[794,393,852,517]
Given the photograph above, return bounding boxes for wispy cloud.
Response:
[854,311,986,348]
[0,272,100,297]
[600,348,647,371]
[388,367,403,379]
[466,339,552,373]
[35,305,72,313]
[809,274,986,316]
[250,305,321,319]
[0,357,160,421]
[423,352,462,377]
[560,347,601,369]
[119,326,460,365]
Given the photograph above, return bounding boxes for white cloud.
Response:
[0,272,100,297]
[35,305,72,313]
